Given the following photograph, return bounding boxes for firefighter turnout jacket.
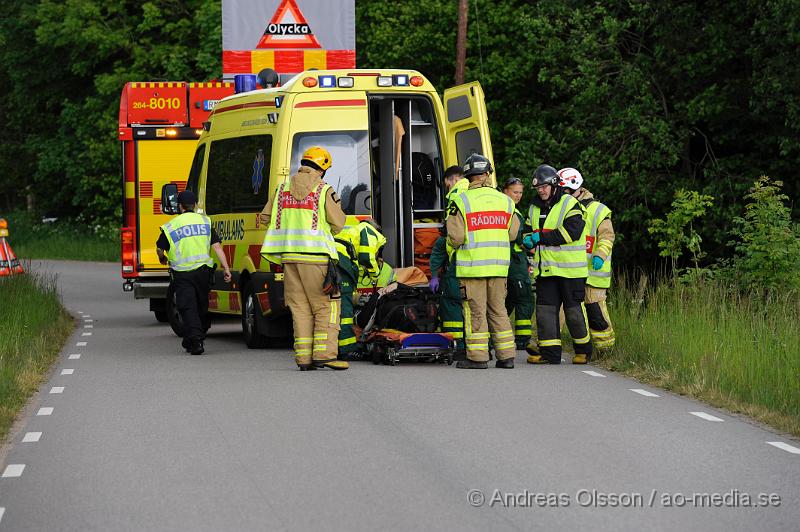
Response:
[526,191,588,279]
[574,188,614,288]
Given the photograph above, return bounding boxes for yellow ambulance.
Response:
[160,69,493,347]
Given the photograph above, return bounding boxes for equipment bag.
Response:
[413,227,440,279]
[370,283,439,333]
[411,152,437,210]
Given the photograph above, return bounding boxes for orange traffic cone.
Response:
[0,218,24,276]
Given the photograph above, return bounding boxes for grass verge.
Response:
[0,268,74,442]
[3,211,117,262]
[599,276,800,437]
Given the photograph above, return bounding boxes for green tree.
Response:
[648,189,714,274]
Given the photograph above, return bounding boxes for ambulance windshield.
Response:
[290,131,371,215]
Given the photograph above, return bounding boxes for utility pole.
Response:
[455,0,468,85]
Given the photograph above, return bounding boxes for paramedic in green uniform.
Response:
[502,177,534,350]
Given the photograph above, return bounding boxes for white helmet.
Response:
[558,167,583,191]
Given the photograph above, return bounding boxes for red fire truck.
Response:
[118,81,234,324]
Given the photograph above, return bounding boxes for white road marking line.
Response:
[61,369,74,375]
[767,441,800,455]
[37,407,53,416]
[2,464,25,478]
[630,388,660,397]
[76,342,87,347]
[0,507,4,523]
[50,387,64,394]
[81,332,92,336]
[68,354,81,360]
[77,311,83,314]
[690,411,724,422]
[582,370,606,377]
[22,432,42,443]
[83,315,91,318]
[84,325,93,329]
[84,319,93,323]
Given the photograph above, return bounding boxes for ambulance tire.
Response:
[242,282,269,349]
[165,284,184,338]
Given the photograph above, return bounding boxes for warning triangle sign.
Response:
[257,0,322,49]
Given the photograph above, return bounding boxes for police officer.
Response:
[156,190,232,355]
[502,177,534,352]
[558,167,616,351]
[523,164,592,364]
[446,154,519,369]
[335,219,387,358]
[260,147,348,371]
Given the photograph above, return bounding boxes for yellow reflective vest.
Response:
[584,200,613,288]
[334,221,387,280]
[527,195,588,279]
[161,212,214,272]
[452,188,514,278]
[261,181,337,265]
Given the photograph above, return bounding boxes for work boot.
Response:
[527,354,560,365]
[525,344,539,357]
[572,354,590,364]
[190,340,204,356]
[495,358,515,369]
[456,359,488,369]
[313,360,350,370]
[181,338,191,352]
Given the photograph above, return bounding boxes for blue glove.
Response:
[429,277,440,292]
[592,256,605,270]
[522,232,540,250]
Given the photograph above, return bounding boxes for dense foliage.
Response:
[1,0,798,268]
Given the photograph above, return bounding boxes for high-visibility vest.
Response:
[452,187,514,278]
[527,195,588,279]
[512,209,525,253]
[357,261,394,290]
[445,178,469,205]
[584,200,613,288]
[161,212,214,272]
[261,180,337,265]
[335,222,386,279]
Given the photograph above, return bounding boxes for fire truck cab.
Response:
[159,69,494,347]
[118,81,234,323]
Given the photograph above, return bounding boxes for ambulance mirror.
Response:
[160,184,179,215]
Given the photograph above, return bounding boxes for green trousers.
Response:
[505,251,534,349]
[337,254,359,355]
[440,273,465,349]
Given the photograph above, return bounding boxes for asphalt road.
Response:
[0,260,798,531]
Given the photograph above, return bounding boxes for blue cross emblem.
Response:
[252,149,265,194]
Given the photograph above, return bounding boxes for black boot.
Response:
[190,340,204,355]
[181,338,191,352]
[456,359,488,369]
[495,358,514,369]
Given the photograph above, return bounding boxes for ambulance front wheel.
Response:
[165,284,184,337]
[242,282,269,349]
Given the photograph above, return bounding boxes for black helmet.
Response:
[532,164,559,188]
[462,153,493,178]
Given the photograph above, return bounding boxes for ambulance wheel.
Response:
[153,310,168,323]
[165,284,184,337]
[242,282,269,349]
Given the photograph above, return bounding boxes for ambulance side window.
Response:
[205,135,272,214]
[185,144,205,195]
[455,128,482,166]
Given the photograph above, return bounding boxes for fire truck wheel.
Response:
[242,282,269,349]
[165,284,185,337]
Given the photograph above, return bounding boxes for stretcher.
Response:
[365,329,455,366]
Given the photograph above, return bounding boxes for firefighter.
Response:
[558,167,615,351]
[335,219,387,359]
[156,190,232,355]
[446,154,519,369]
[501,177,534,351]
[523,164,591,364]
[260,146,349,371]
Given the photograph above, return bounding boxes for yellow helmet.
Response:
[301,146,332,171]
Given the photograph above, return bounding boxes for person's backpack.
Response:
[368,283,439,333]
[411,152,436,210]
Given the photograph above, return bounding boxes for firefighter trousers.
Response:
[536,276,592,363]
[283,262,340,365]
[586,285,615,349]
[337,254,359,355]
[440,273,464,349]
[171,266,212,343]
[460,277,516,362]
[505,252,533,349]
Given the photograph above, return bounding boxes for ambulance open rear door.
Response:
[442,82,494,178]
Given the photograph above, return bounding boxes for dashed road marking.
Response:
[690,411,724,422]
[50,387,64,394]
[77,311,83,314]
[767,441,800,455]
[61,369,74,375]
[68,354,81,360]
[84,325,93,329]
[37,407,53,416]
[84,319,93,323]
[83,315,91,318]
[22,432,42,443]
[582,370,606,377]
[76,342,87,347]
[2,464,25,478]
[630,388,660,397]
[0,507,5,523]
[81,332,92,336]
